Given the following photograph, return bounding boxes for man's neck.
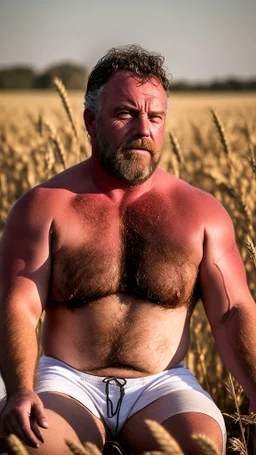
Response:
[89,155,156,203]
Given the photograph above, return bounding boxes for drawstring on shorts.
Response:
[102,377,127,436]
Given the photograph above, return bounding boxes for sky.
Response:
[0,0,255,82]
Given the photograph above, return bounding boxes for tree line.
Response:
[0,63,88,90]
[0,62,255,91]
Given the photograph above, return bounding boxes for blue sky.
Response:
[0,0,255,82]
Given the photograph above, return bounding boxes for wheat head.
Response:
[53,77,78,141]
[145,420,184,454]
[5,434,29,455]
[65,439,87,455]
[192,433,221,454]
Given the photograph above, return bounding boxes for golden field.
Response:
[0,87,256,454]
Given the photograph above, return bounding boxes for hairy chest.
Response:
[49,193,203,308]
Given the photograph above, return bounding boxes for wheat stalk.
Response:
[224,411,256,427]
[169,131,185,178]
[227,373,248,455]
[44,145,55,177]
[49,133,67,170]
[53,77,79,141]
[245,236,256,268]
[145,420,184,454]
[65,439,87,455]
[211,109,231,159]
[38,112,44,137]
[210,109,236,184]
[229,437,248,455]
[143,451,167,455]
[169,131,184,165]
[5,434,29,455]
[171,155,180,178]
[192,433,220,454]
[249,142,256,178]
[224,374,244,408]
[83,442,102,455]
[194,339,211,394]
[43,119,67,169]
[238,413,256,426]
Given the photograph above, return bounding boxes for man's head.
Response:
[84,45,171,186]
[85,45,170,118]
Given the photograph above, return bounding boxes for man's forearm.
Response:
[0,306,39,397]
[213,305,256,405]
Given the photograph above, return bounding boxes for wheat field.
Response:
[0,84,256,454]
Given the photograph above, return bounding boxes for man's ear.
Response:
[83,109,97,138]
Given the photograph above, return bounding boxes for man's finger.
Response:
[16,412,41,448]
[30,418,44,443]
[33,402,49,428]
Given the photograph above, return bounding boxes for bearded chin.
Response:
[109,155,159,185]
[96,131,161,186]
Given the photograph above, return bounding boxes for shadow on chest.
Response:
[51,194,200,308]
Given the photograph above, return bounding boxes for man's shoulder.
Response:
[39,160,90,192]
[155,167,231,219]
[14,161,90,209]
[6,163,87,230]
[156,167,214,199]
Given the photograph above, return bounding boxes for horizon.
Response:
[0,60,256,85]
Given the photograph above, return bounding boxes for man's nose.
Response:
[134,115,150,137]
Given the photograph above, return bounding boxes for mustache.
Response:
[119,138,156,155]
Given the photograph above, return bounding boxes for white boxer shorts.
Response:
[36,355,226,452]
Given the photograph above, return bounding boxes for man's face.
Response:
[95,71,167,186]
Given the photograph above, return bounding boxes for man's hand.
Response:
[1,390,48,448]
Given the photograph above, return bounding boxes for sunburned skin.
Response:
[40,163,203,375]
[200,237,256,399]
[36,151,254,380]
[48,186,200,309]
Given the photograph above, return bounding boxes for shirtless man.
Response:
[0,45,255,455]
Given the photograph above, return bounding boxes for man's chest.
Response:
[50,193,203,308]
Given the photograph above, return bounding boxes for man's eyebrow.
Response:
[113,105,166,115]
[113,103,137,111]
[149,110,166,116]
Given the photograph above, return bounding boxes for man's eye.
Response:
[150,115,163,122]
[117,111,131,119]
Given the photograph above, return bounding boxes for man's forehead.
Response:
[102,70,166,106]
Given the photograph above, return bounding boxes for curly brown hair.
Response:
[84,44,171,115]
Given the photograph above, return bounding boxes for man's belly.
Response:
[41,294,192,378]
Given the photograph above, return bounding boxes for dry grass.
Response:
[0,87,256,454]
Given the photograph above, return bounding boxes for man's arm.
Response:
[199,196,256,410]
[0,188,52,447]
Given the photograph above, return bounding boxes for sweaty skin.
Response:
[0,72,255,449]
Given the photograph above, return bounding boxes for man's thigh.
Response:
[26,392,106,455]
[118,390,225,455]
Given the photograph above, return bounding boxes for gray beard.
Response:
[95,127,162,186]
